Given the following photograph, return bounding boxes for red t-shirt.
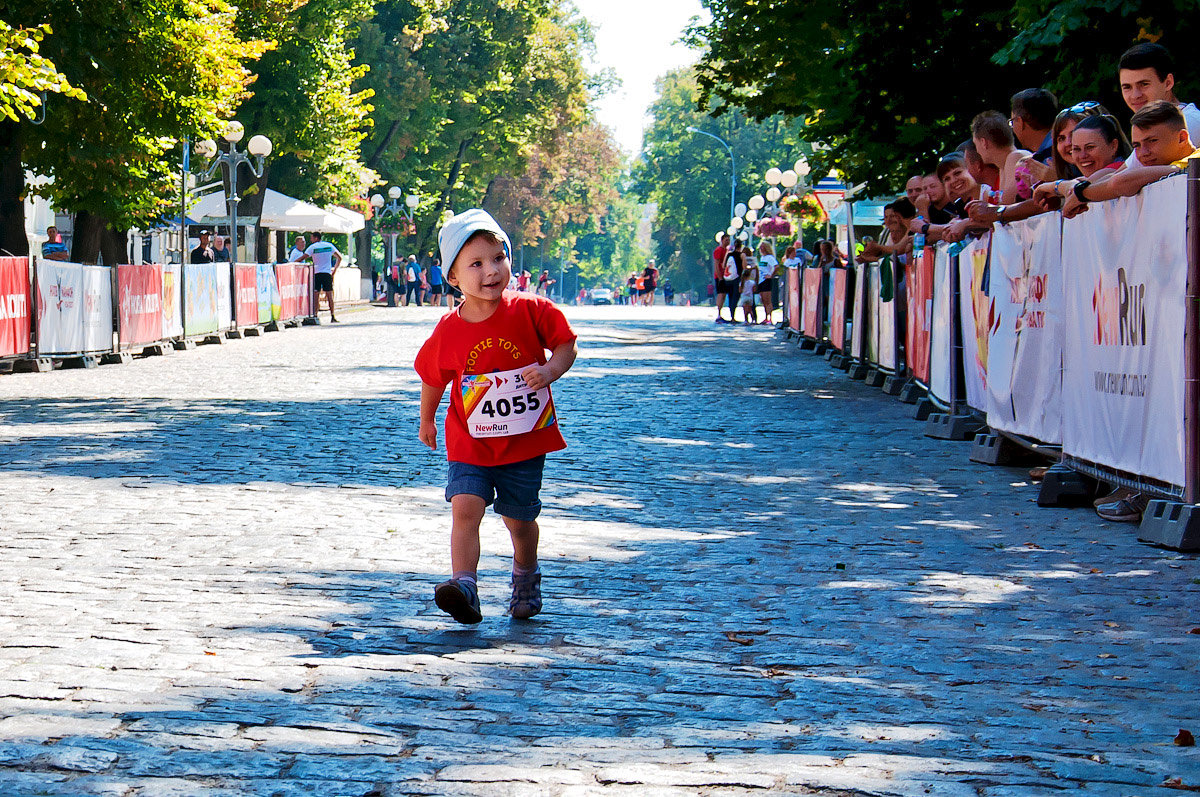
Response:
[415,292,577,466]
[713,245,728,280]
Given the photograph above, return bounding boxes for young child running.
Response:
[415,210,578,623]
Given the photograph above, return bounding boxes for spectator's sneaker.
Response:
[434,579,482,624]
[1093,486,1135,508]
[1096,492,1150,523]
[508,570,542,620]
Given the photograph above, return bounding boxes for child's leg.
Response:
[503,516,539,571]
[450,494,486,580]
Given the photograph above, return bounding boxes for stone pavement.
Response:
[0,303,1196,796]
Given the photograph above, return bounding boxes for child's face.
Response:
[447,235,511,302]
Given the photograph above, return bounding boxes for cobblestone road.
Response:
[0,304,1196,796]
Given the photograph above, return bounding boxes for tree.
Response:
[0,22,83,123]
[0,0,268,260]
[634,66,807,292]
[355,0,591,258]
[691,0,1200,195]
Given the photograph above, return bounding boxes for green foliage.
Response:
[634,66,807,292]
[0,22,84,122]
[692,0,1200,195]
[355,0,591,248]
[238,0,378,204]
[4,0,268,227]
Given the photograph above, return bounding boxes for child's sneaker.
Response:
[434,578,482,624]
[508,570,542,619]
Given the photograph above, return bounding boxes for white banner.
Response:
[215,262,232,331]
[928,244,954,406]
[985,215,1063,443]
[162,263,183,339]
[876,259,898,372]
[959,235,992,412]
[851,260,867,360]
[1062,174,1186,487]
[36,261,113,355]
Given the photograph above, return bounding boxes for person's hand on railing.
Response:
[1032,181,1066,212]
[1061,194,1090,219]
[965,200,998,224]
[1019,156,1053,185]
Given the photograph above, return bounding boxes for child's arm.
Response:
[418,382,446,450]
[522,340,578,391]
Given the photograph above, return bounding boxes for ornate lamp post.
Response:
[195,122,272,262]
[369,186,420,306]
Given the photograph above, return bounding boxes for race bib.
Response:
[461,365,556,438]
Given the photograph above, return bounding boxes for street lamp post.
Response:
[686,126,736,225]
[195,122,272,263]
[369,187,420,306]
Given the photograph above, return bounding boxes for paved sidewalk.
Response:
[0,304,1196,796]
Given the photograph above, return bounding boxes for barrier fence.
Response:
[781,167,1200,549]
[0,258,316,368]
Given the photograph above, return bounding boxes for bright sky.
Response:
[573,0,708,156]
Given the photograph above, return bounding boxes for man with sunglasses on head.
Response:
[1118,43,1200,168]
[1010,88,1059,164]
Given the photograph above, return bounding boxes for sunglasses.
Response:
[1066,101,1101,114]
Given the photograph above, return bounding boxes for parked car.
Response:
[590,288,613,305]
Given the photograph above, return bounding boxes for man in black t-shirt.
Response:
[190,230,216,264]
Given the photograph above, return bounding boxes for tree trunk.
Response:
[417,136,473,260]
[365,119,402,171]
[71,211,106,264]
[0,121,27,257]
[100,227,127,265]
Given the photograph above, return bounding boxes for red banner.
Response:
[830,268,847,350]
[235,265,258,327]
[0,257,30,357]
[787,268,801,332]
[905,247,934,383]
[275,263,313,321]
[802,267,823,339]
[117,264,164,347]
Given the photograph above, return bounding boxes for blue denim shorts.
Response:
[446,455,545,521]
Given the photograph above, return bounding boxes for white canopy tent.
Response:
[189,188,364,234]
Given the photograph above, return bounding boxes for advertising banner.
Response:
[850,260,867,361]
[234,265,257,327]
[36,261,113,355]
[985,215,1063,444]
[117,264,164,347]
[786,265,801,333]
[184,262,218,336]
[256,263,280,323]
[1062,175,1185,488]
[829,267,848,351]
[865,263,880,365]
[905,247,933,384]
[0,256,31,357]
[876,258,898,373]
[928,246,955,406]
[215,262,232,331]
[959,235,993,412]
[162,263,183,339]
[276,263,308,322]
[801,267,823,339]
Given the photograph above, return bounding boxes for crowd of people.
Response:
[716,42,1199,524]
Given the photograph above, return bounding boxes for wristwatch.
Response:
[1073,179,1091,203]
[920,223,931,236]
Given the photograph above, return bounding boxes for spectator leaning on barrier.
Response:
[287,235,306,263]
[1037,101,1198,220]
[917,173,954,224]
[212,235,232,262]
[1118,43,1200,168]
[904,175,924,204]
[190,229,216,264]
[961,141,1001,194]
[41,226,69,261]
[1010,88,1059,163]
[971,111,1032,204]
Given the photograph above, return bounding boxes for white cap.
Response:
[438,209,511,271]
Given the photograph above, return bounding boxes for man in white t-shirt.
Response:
[286,235,306,263]
[1118,43,1200,168]
[301,231,342,323]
